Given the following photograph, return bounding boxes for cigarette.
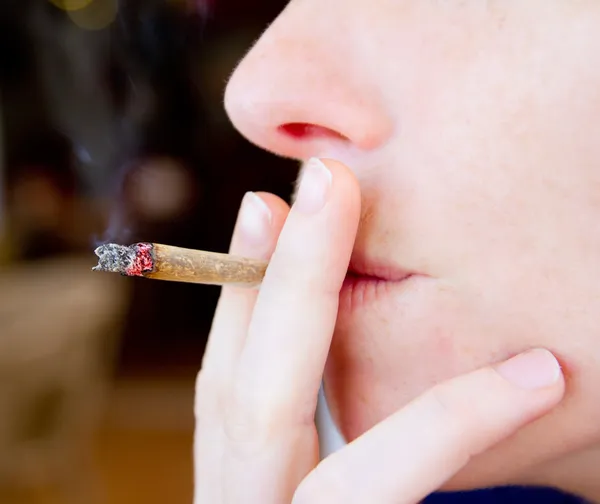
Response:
[93,242,268,287]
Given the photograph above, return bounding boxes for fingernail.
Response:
[294,158,332,214]
[495,348,561,390]
[239,192,272,246]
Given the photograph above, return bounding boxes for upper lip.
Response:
[347,252,415,282]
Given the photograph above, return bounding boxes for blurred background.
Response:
[0,0,297,502]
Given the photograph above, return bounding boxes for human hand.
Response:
[193,158,564,504]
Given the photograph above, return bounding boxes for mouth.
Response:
[339,254,417,312]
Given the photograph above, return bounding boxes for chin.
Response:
[321,368,563,492]
[322,283,584,493]
[325,274,476,442]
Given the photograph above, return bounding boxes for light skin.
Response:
[194,1,600,502]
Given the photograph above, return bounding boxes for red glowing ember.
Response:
[125,242,155,276]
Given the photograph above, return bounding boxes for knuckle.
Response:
[425,383,482,459]
[223,394,264,444]
[426,372,523,459]
[426,384,467,432]
[195,368,215,396]
[223,381,290,446]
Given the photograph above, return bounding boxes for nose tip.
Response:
[223,31,394,160]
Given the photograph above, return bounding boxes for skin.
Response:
[194,1,600,501]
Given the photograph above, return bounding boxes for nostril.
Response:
[278,123,349,142]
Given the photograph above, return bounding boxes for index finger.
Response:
[232,158,361,429]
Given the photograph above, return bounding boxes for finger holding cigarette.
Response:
[93,242,269,287]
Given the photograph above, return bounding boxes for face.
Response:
[224,0,600,490]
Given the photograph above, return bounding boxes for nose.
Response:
[223,2,394,160]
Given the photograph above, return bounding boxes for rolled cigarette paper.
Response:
[93,242,268,287]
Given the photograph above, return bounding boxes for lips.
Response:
[348,254,415,282]
[339,254,416,312]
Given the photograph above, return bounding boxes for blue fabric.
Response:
[424,487,586,504]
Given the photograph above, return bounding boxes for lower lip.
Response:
[339,273,415,312]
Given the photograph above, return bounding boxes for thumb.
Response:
[293,348,565,504]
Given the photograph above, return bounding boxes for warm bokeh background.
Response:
[0,1,296,502]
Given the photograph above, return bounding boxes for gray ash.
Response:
[93,243,136,274]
